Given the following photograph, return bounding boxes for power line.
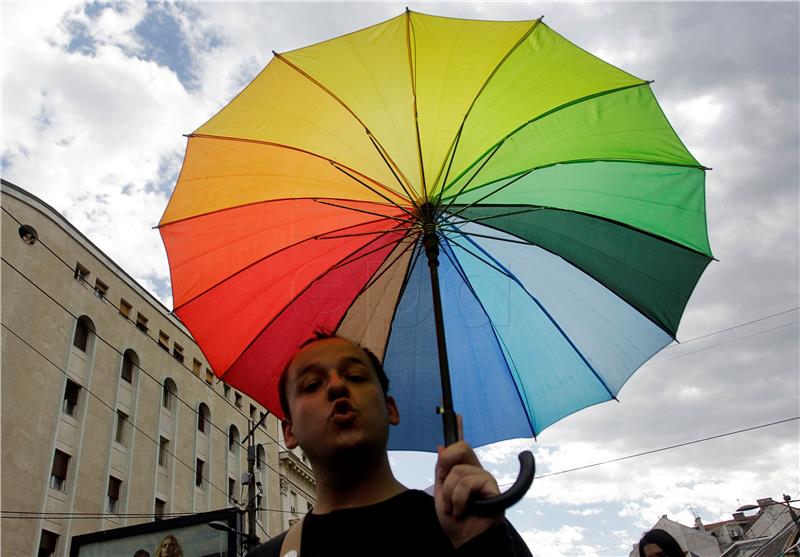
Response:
[524,416,799,482]
[670,307,799,347]
[1,322,230,501]
[644,321,798,367]
[0,255,318,503]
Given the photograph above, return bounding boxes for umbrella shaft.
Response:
[423,229,459,447]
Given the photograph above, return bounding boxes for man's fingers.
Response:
[439,464,500,517]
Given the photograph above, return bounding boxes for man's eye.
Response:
[346,373,366,382]
[302,381,320,393]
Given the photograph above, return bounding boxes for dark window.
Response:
[195,459,205,487]
[228,478,236,503]
[229,426,239,452]
[162,380,176,411]
[62,380,80,416]
[198,404,207,433]
[72,320,89,351]
[107,476,121,513]
[250,404,257,421]
[18,224,38,245]
[259,412,267,429]
[38,530,58,557]
[172,343,184,363]
[135,313,148,333]
[121,353,134,383]
[115,411,128,446]
[223,384,231,399]
[50,450,69,492]
[235,392,243,409]
[119,299,131,318]
[158,331,169,350]
[192,358,202,376]
[158,437,169,467]
[154,498,165,521]
[94,279,108,299]
[74,263,89,284]
[205,368,214,386]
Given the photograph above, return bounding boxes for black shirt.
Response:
[247,489,532,557]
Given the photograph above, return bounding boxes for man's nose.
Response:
[327,373,349,399]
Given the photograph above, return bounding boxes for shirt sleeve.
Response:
[455,521,533,557]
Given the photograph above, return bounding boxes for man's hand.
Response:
[434,440,504,549]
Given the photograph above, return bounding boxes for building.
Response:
[629,515,721,557]
[630,497,800,557]
[1,180,315,556]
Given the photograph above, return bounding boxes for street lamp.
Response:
[208,520,258,556]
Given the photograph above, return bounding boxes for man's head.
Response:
[278,330,390,420]
[279,332,399,461]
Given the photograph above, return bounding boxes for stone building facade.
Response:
[1,180,315,556]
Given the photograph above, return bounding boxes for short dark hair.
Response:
[638,529,685,557]
[278,329,390,419]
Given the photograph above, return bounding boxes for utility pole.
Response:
[243,412,269,552]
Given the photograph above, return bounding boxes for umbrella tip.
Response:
[405,6,410,13]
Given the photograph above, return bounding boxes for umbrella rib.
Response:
[441,168,536,223]
[327,226,416,271]
[366,131,423,209]
[432,17,543,195]
[438,238,538,438]
[314,199,418,226]
[441,206,546,227]
[329,237,420,337]
[331,162,419,221]
[378,238,425,362]
[405,8,428,204]
[171,215,399,314]
[437,141,506,219]
[220,227,409,381]
[271,53,419,203]
[316,228,414,241]
[184,133,410,205]
[453,228,617,401]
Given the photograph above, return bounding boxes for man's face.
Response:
[281,338,399,461]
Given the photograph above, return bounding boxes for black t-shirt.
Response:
[247,489,531,557]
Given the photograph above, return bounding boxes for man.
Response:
[248,333,532,557]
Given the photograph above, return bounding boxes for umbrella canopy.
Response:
[159,11,712,452]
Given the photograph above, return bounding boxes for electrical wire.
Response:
[0,255,318,504]
[509,416,800,484]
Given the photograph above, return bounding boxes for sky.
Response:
[2,2,799,556]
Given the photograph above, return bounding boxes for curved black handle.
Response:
[468,450,535,517]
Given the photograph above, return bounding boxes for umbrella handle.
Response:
[467,450,535,517]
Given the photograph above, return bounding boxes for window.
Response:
[154,498,165,521]
[198,403,209,433]
[18,224,38,245]
[121,352,135,383]
[38,530,58,557]
[74,263,89,284]
[223,384,231,400]
[205,368,214,386]
[158,437,169,467]
[235,392,243,409]
[62,380,80,417]
[72,319,89,351]
[115,410,129,446]
[136,313,148,333]
[192,358,202,376]
[172,343,184,363]
[107,476,121,513]
[229,425,239,452]
[94,279,108,300]
[162,379,176,411]
[158,330,169,351]
[50,450,69,492]
[195,459,205,488]
[290,490,298,515]
[119,299,132,319]
[259,412,267,429]
[228,478,236,503]
[250,404,257,421]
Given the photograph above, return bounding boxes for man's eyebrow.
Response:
[295,356,369,379]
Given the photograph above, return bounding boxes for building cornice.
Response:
[279,450,316,488]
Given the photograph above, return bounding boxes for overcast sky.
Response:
[2,2,798,556]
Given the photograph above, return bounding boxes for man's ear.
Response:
[281,418,299,449]
[386,395,400,426]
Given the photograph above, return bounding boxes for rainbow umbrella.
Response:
[160,11,711,472]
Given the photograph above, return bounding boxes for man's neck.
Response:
[310,452,407,514]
